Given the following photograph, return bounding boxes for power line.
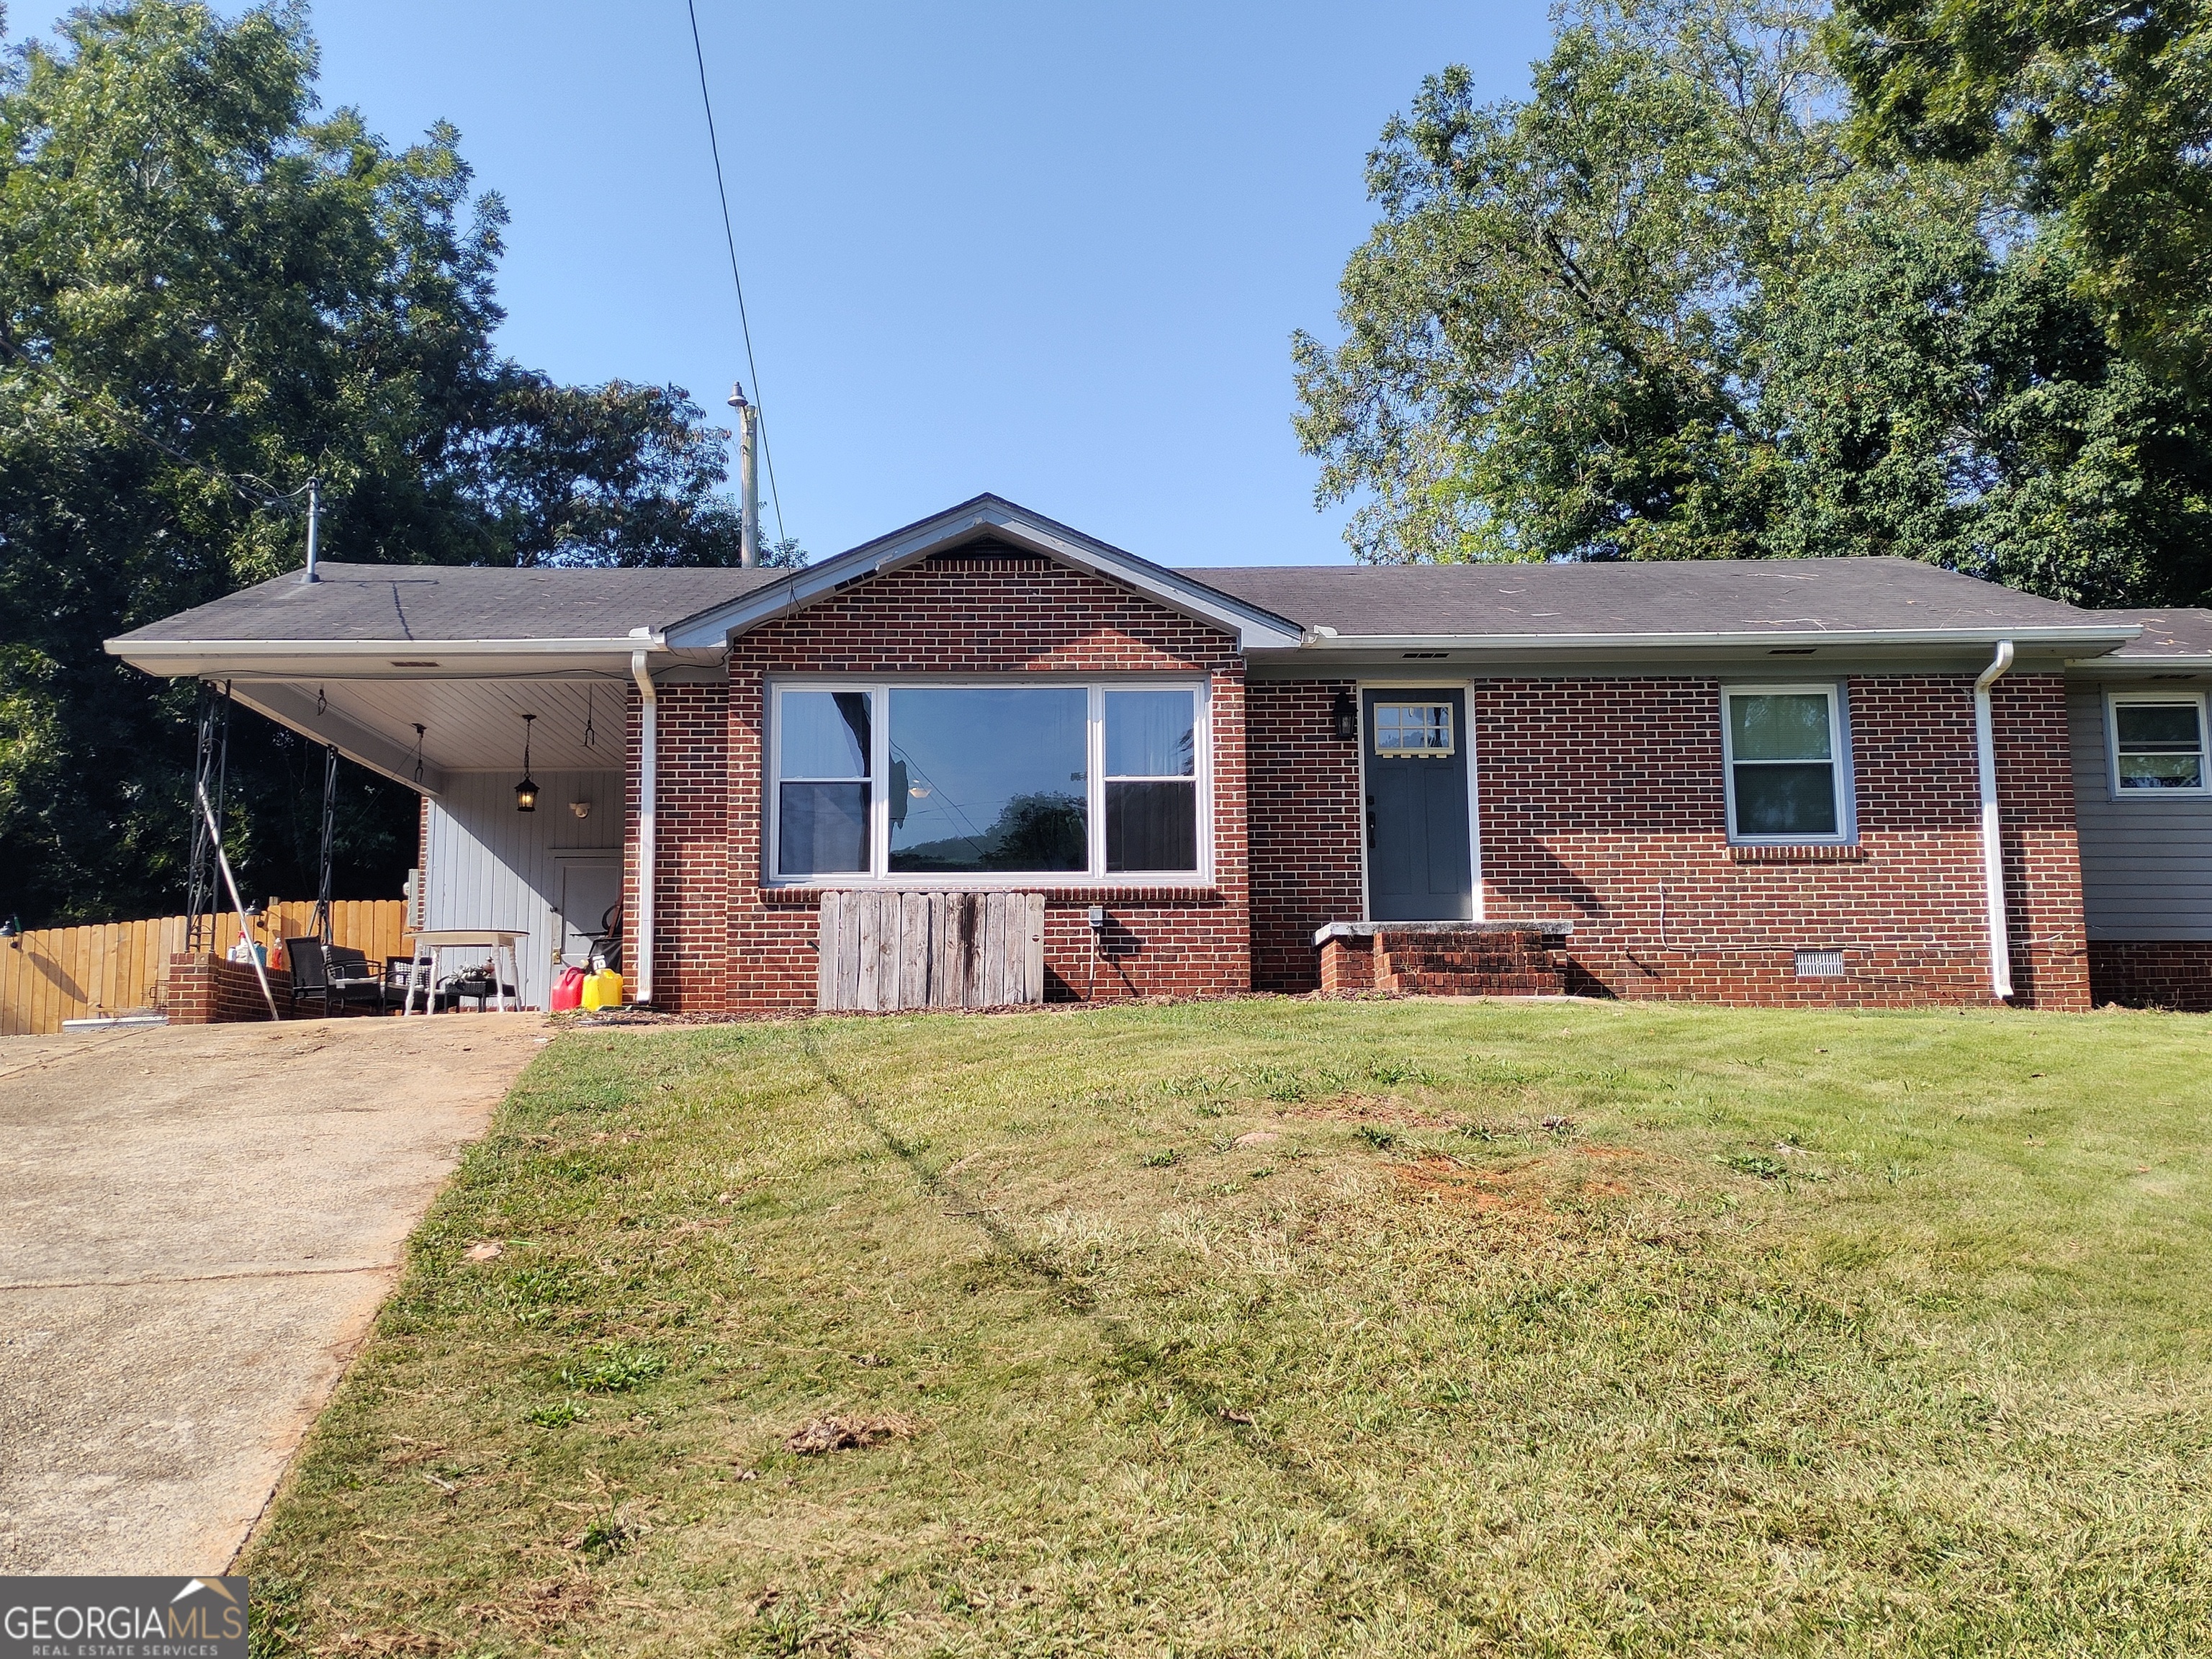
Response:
[685,0,789,549]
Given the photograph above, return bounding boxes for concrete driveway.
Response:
[0,1015,544,1573]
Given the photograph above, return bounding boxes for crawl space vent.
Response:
[1794,948,1845,979]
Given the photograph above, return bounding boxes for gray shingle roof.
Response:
[1179,557,2105,639]
[2094,608,2212,659]
[114,561,781,644]
[110,549,2144,652]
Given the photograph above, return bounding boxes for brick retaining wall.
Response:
[165,953,292,1023]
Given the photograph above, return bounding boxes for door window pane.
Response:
[781,691,871,778]
[889,688,1088,872]
[2114,701,2206,789]
[778,783,870,875]
[1727,691,1842,838]
[1105,691,1196,777]
[1373,702,1455,756]
[1107,781,1198,872]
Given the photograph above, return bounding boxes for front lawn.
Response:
[243,999,2212,1655]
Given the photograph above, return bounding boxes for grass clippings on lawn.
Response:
[242,998,2212,1656]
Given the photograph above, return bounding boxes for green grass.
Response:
[241,999,2212,1656]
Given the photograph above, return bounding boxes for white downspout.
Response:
[1974,639,2016,1001]
[629,642,657,1008]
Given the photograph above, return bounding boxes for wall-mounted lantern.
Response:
[1331,690,1358,742]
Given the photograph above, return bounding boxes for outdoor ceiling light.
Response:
[516,713,539,813]
[1332,690,1358,742]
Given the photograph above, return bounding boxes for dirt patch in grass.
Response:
[1277,1092,1451,1127]
[782,1411,921,1456]
[1393,1154,1537,1211]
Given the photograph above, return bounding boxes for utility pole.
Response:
[728,382,760,567]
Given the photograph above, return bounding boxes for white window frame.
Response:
[765,675,1213,886]
[2105,689,2211,798]
[1719,682,1855,846]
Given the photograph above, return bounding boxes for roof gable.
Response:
[661,494,1305,652]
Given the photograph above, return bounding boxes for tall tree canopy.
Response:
[1295,0,2212,607]
[0,1,791,928]
[1825,0,2212,392]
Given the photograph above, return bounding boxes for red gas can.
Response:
[551,965,585,1012]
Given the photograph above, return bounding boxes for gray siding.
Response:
[2069,688,2212,938]
[423,770,624,1007]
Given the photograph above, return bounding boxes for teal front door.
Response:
[1364,689,1475,921]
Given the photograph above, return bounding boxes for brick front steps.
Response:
[1313,922,1574,997]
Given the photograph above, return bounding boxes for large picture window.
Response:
[1722,685,1851,843]
[2107,693,2209,793]
[769,680,1208,883]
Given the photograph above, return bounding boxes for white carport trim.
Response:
[107,636,662,670]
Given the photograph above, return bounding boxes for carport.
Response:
[107,562,777,1009]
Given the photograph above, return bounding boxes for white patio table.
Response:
[398,929,528,1015]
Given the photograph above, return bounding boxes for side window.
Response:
[775,689,873,876]
[1105,689,1200,873]
[1723,687,1846,842]
[2110,696,2208,792]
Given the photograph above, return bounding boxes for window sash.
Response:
[1372,701,1455,757]
[769,680,1208,883]
[1722,685,1849,843]
[2108,694,2210,793]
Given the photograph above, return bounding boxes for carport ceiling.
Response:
[231,675,628,793]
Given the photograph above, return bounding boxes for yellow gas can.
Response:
[580,968,624,1012]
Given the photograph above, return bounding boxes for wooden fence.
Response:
[816,890,1047,1012]
[0,899,411,1035]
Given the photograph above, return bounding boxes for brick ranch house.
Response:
[109,495,2212,1015]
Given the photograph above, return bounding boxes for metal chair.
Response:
[284,938,389,1016]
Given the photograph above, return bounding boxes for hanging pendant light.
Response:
[515,713,539,812]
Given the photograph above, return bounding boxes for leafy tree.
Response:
[1825,0,2212,392]
[1762,217,2212,603]
[1295,0,2212,605]
[1295,0,1844,565]
[0,2,786,927]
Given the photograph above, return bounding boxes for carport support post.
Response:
[194,779,281,1020]
[629,642,656,1007]
[312,742,338,945]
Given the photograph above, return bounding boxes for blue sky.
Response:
[6,2,1552,566]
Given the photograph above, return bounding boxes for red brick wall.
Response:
[165,953,292,1023]
[1990,673,2091,1007]
[1245,672,2090,1010]
[626,681,730,1012]
[1249,680,1364,991]
[2087,941,2212,1010]
[712,552,1249,1012]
